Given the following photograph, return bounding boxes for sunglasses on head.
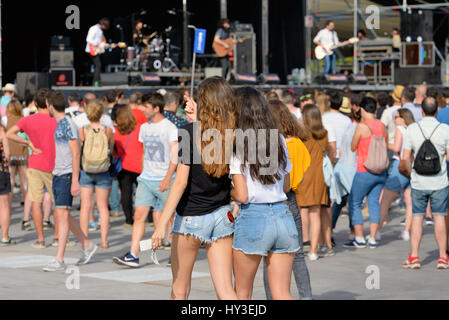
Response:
[300,94,313,101]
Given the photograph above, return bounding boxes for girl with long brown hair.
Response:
[297,104,334,261]
[6,100,30,230]
[230,88,299,300]
[152,77,238,300]
[0,124,12,245]
[264,100,313,300]
[379,108,415,241]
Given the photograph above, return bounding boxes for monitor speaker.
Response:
[234,32,257,75]
[100,73,128,86]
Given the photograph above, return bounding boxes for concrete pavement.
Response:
[1,192,449,300]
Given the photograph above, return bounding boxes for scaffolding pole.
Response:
[306,0,312,84]
[183,0,189,67]
[220,0,227,19]
[354,0,358,75]
[314,2,449,15]
[262,0,269,74]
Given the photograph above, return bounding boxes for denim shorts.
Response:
[385,160,411,192]
[233,202,300,257]
[172,205,235,244]
[411,187,449,217]
[79,170,112,189]
[135,177,170,210]
[53,174,73,209]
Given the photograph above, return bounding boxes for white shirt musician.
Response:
[85,18,114,86]
[314,21,340,75]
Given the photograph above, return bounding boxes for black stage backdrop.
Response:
[2,0,305,85]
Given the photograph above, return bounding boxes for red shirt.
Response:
[132,108,148,125]
[114,125,143,174]
[17,113,57,173]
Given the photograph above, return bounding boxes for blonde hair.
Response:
[86,100,104,123]
[315,92,330,115]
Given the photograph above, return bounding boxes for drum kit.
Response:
[124,26,180,73]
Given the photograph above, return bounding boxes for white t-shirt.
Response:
[230,136,292,204]
[314,28,339,47]
[291,109,302,121]
[381,105,401,145]
[139,118,178,181]
[73,113,115,132]
[85,24,104,54]
[322,112,352,158]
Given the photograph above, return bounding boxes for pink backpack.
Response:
[364,122,389,175]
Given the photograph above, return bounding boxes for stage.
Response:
[53,83,400,98]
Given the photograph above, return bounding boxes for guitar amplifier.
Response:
[233,32,257,75]
[50,50,74,68]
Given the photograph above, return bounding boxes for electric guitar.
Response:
[315,37,359,60]
[213,36,252,58]
[90,42,127,56]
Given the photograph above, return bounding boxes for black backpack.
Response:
[414,123,442,176]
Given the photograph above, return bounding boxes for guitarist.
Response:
[313,21,340,75]
[214,19,232,79]
[85,18,115,87]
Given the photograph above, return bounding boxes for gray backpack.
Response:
[364,122,389,175]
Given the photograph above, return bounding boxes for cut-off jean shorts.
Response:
[171,205,235,244]
[233,202,300,257]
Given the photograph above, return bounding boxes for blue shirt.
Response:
[403,103,423,122]
[437,107,449,126]
[215,28,230,40]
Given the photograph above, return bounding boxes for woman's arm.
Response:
[328,141,337,164]
[78,128,85,143]
[107,127,115,154]
[152,163,190,250]
[0,127,10,161]
[230,174,248,204]
[351,125,362,153]
[283,173,291,194]
[388,128,403,153]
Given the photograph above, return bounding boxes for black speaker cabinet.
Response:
[233,32,257,75]
[16,72,50,101]
[100,73,129,86]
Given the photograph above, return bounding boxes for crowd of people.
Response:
[0,78,449,300]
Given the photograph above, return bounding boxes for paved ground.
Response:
[1,191,449,300]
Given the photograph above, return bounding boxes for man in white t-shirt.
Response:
[322,91,351,161]
[113,92,178,268]
[314,21,340,75]
[381,85,404,145]
[86,18,114,86]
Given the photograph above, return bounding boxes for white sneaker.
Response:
[400,231,410,241]
[43,259,66,272]
[366,232,382,242]
[308,253,319,261]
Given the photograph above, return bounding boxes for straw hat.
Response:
[339,97,352,115]
[2,83,16,93]
[392,85,405,104]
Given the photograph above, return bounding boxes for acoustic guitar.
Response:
[213,36,251,58]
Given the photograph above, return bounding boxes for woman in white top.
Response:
[379,108,415,241]
[230,87,299,300]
